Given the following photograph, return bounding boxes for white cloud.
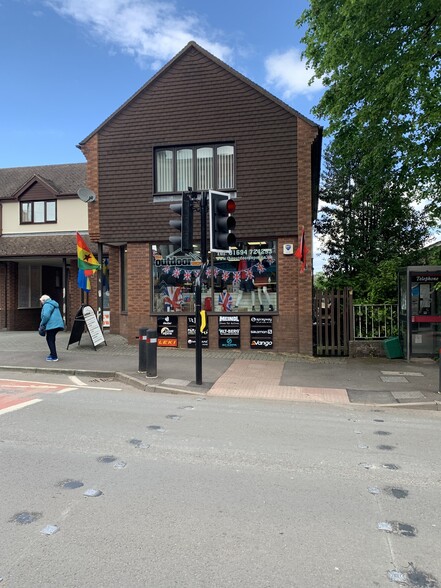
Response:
[45,0,232,67]
[264,48,322,100]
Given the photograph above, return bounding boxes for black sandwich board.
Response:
[67,304,106,350]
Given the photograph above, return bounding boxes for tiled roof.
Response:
[0,234,97,257]
[0,163,86,200]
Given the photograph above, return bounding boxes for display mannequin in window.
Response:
[234,259,256,310]
[254,274,274,311]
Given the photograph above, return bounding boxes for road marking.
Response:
[57,387,78,394]
[381,371,424,377]
[69,375,87,386]
[0,398,42,416]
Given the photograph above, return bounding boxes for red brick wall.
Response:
[126,242,154,342]
[0,262,6,329]
[295,118,317,355]
[108,246,121,334]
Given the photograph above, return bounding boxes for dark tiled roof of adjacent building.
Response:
[0,234,97,257]
[0,163,86,200]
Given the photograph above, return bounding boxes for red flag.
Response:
[295,226,309,273]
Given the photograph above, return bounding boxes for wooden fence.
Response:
[313,288,354,356]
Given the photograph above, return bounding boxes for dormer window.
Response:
[20,200,57,224]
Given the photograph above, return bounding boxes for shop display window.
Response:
[152,241,277,313]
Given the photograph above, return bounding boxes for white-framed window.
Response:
[20,200,56,224]
[18,264,41,308]
[155,144,235,194]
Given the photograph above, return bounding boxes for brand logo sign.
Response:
[187,316,209,348]
[218,315,240,348]
[249,315,273,350]
[157,315,178,346]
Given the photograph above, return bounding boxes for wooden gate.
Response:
[313,288,353,356]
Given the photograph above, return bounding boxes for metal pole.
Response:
[195,191,208,385]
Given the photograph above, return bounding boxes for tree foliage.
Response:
[315,145,431,300]
[297,0,441,210]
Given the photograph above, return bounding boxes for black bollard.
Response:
[439,348,441,394]
[138,327,148,373]
[146,328,158,379]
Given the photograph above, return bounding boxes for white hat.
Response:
[40,294,51,303]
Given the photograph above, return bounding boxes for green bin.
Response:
[383,337,403,359]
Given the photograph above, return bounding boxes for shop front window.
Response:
[152,241,277,314]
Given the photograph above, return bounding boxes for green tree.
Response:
[316,144,430,300]
[297,0,441,212]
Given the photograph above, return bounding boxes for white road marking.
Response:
[0,399,43,416]
[381,371,424,377]
[69,375,87,386]
[57,387,78,394]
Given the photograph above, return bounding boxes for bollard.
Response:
[138,327,149,373]
[146,328,158,379]
[439,348,441,394]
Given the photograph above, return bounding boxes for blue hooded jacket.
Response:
[40,299,65,331]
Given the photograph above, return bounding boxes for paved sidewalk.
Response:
[0,331,439,409]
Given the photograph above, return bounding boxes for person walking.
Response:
[39,295,65,361]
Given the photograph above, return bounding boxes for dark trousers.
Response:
[46,329,58,359]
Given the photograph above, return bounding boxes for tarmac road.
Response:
[0,371,440,587]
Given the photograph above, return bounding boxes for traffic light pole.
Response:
[195,191,208,385]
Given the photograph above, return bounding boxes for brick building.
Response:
[79,41,322,354]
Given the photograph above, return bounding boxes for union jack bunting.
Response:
[183,270,192,281]
[256,262,265,274]
[246,268,254,280]
[163,286,183,311]
[233,271,240,285]
[172,267,181,279]
[218,291,233,312]
[205,267,212,278]
[222,270,230,282]
[162,265,171,274]
[213,267,221,277]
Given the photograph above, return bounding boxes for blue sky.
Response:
[1,0,324,167]
[1,0,327,268]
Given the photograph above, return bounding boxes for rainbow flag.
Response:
[76,232,100,271]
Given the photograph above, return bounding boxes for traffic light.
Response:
[209,190,236,253]
[169,192,193,253]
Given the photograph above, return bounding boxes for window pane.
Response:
[46,201,56,221]
[177,149,193,191]
[34,201,45,223]
[196,147,213,190]
[212,241,277,312]
[156,150,173,192]
[152,243,209,314]
[217,145,234,189]
[21,202,32,223]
